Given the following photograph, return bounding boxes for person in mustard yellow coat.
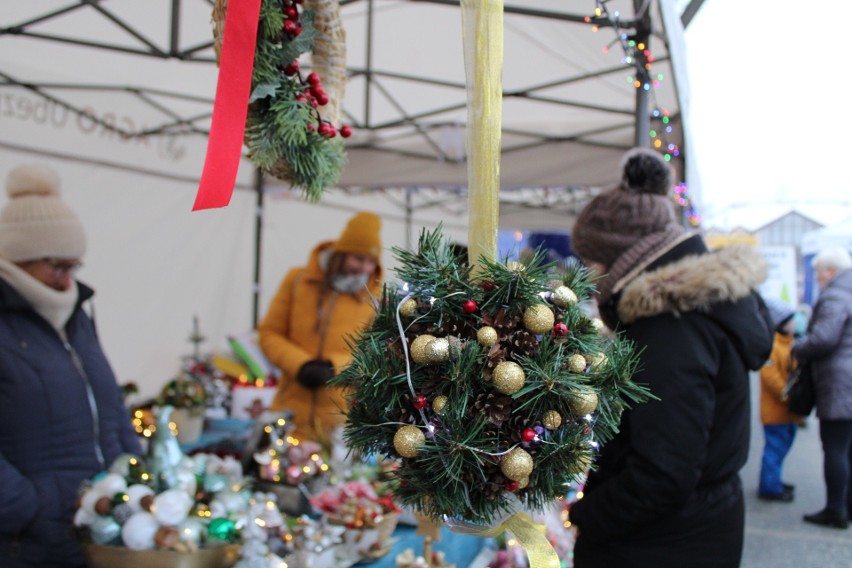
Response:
[258,211,382,442]
[758,299,799,502]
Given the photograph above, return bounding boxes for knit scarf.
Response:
[0,257,78,332]
[595,225,689,313]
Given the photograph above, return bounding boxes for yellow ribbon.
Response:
[446,512,560,568]
[461,0,503,273]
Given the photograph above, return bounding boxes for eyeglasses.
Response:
[41,258,84,277]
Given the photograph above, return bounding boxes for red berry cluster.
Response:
[279,0,352,140]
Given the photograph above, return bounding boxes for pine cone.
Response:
[481,307,519,336]
[508,330,539,357]
[484,343,507,380]
[473,392,514,427]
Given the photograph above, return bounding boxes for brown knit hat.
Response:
[571,147,678,267]
[0,164,87,262]
[333,211,382,259]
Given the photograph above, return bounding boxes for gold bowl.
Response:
[83,543,240,568]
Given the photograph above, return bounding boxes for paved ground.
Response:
[740,372,852,567]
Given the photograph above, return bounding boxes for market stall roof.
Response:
[0,0,697,199]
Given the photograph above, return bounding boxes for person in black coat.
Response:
[567,148,774,568]
[0,165,142,567]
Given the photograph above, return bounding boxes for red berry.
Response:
[285,6,298,19]
[294,0,304,4]
[317,123,331,135]
[340,125,352,138]
[306,123,316,131]
[284,61,299,76]
[413,395,428,409]
[283,20,297,34]
[481,280,496,291]
[553,323,568,336]
[293,26,302,37]
[463,300,477,314]
[504,480,519,492]
[521,428,536,443]
[307,72,321,86]
[315,92,330,106]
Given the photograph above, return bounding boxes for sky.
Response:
[684,0,852,230]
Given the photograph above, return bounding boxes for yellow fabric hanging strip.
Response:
[446,511,561,568]
[461,0,503,273]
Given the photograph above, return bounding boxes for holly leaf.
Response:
[280,11,317,64]
[249,82,279,103]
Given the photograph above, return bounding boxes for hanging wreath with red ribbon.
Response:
[196,0,348,210]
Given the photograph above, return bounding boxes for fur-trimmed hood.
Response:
[618,244,767,324]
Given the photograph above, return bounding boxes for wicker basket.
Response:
[211,0,347,184]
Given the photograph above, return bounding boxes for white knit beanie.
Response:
[0,164,87,262]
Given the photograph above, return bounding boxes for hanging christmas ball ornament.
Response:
[551,285,579,308]
[521,428,537,443]
[590,317,606,332]
[399,298,418,317]
[517,476,530,490]
[426,337,451,363]
[523,304,555,335]
[500,447,534,481]
[542,410,563,430]
[413,394,429,410]
[477,326,499,348]
[89,515,122,545]
[553,323,568,336]
[492,361,526,395]
[410,334,437,365]
[394,425,426,458]
[432,395,448,415]
[207,517,237,542]
[463,299,478,314]
[568,354,588,373]
[571,389,599,416]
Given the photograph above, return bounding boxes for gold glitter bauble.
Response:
[410,334,436,365]
[492,361,525,395]
[542,410,562,430]
[517,476,530,490]
[588,352,608,370]
[477,326,499,348]
[500,447,534,481]
[393,425,425,458]
[432,395,448,415]
[570,389,599,416]
[506,260,524,272]
[523,304,555,335]
[426,337,450,363]
[567,354,588,373]
[552,285,579,308]
[399,298,418,317]
[590,318,606,332]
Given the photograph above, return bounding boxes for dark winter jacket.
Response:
[0,278,141,567]
[792,267,852,420]
[571,236,774,568]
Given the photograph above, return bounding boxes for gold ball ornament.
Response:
[570,389,599,416]
[590,317,606,332]
[410,334,437,365]
[523,304,555,335]
[426,337,450,363]
[432,395,448,415]
[552,285,579,308]
[477,326,499,348]
[588,352,608,370]
[393,425,426,458]
[399,298,418,317]
[492,361,525,395]
[542,410,562,430]
[506,260,524,272]
[517,476,530,490]
[567,354,588,373]
[500,447,534,481]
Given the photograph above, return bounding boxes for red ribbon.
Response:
[193,0,262,211]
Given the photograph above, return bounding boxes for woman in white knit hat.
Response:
[0,165,141,567]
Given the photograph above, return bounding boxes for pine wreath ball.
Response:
[335,227,649,525]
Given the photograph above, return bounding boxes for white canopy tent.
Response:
[0,0,699,398]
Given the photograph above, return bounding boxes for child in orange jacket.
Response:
[758,300,799,501]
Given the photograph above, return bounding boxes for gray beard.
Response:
[332,273,369,293]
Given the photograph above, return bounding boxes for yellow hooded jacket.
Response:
[258,240,382,441]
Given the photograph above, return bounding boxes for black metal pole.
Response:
[633,0,651,147]
[252,168,264,327]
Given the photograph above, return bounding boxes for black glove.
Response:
[296,359,334,390]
